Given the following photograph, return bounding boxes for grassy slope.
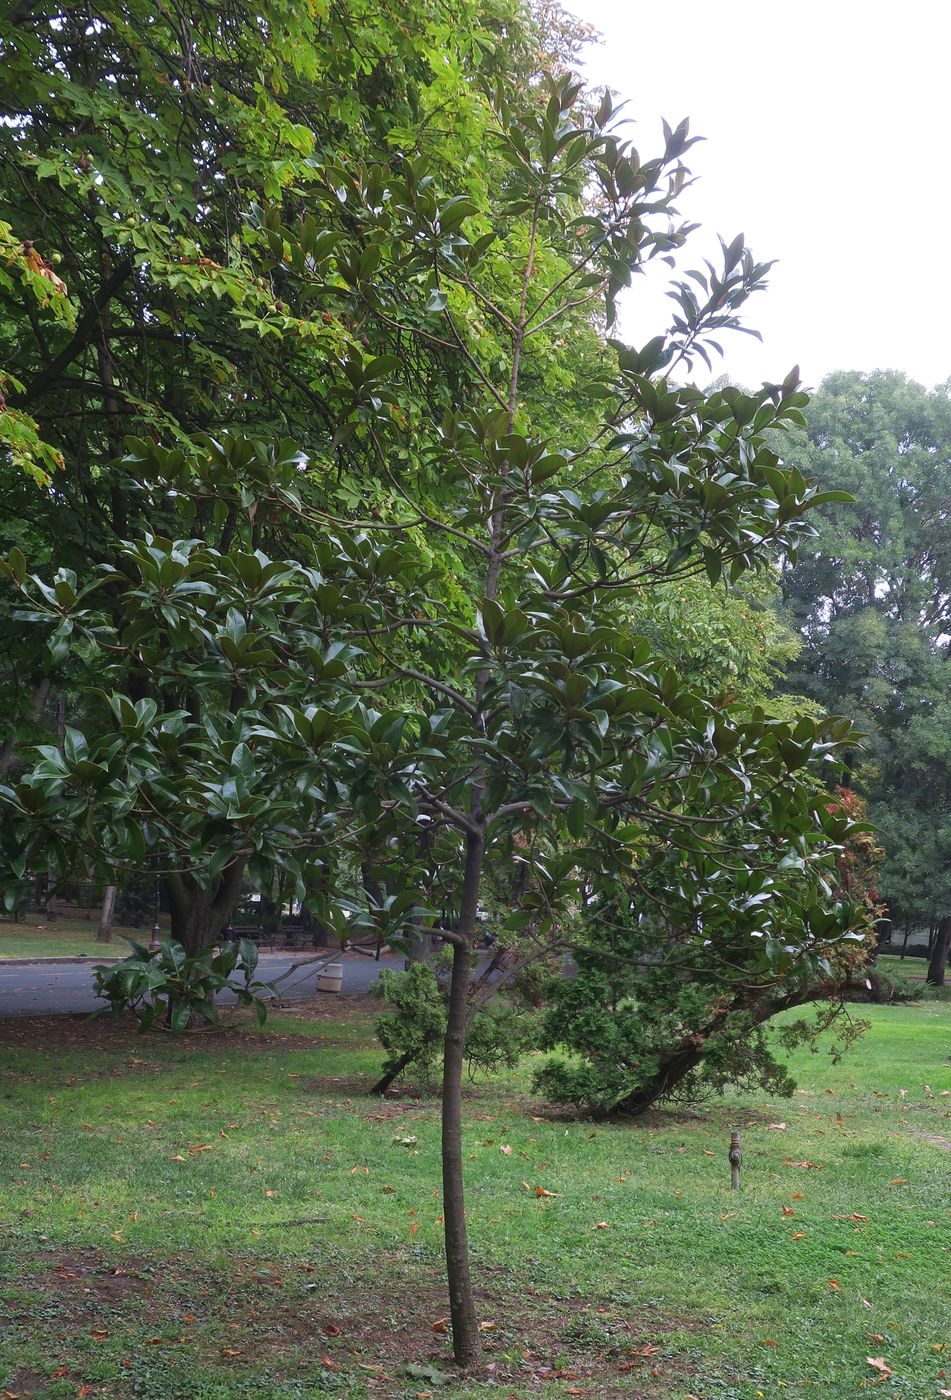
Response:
[0,999,948,1399]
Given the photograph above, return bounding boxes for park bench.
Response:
[226,923,276,951]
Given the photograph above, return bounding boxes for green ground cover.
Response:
[0,917,162,961]
[0,997,949,1399]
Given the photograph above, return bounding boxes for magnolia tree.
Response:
[0,78,864,1367]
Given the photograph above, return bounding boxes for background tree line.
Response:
[778,370,951,985]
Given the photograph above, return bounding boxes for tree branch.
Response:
[14,259,133,407]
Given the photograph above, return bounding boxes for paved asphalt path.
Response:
[0,950,406,1018]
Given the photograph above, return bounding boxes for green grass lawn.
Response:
[0,915,160,960]
[0,995,949,1399]
[878,952,928,974]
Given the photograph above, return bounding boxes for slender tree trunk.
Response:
[926,916,951,986]
[0,677,51,779]
[96,885,117,943]
[38,693,67,921]
[433,190,540,1370]
[441,831,484,1368]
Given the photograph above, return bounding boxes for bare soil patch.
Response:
[915,1131,951,1151]
[4,1244,699,1397]
[0,998,384,1057]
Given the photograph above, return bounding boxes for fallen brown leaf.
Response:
[866,1356,893,1376]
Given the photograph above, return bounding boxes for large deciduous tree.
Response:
[0,0,538,705]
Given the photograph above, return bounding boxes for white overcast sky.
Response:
[566,0,951,393]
